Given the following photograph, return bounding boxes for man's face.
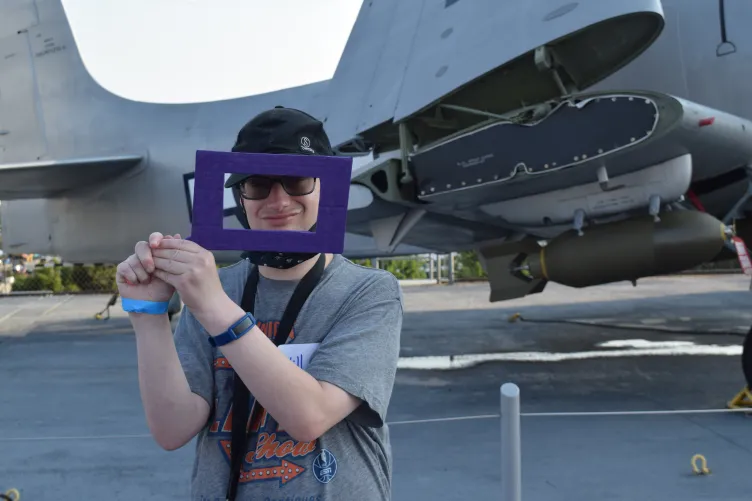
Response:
[239,175,319,232]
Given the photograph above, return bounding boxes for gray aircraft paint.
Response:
[1,0,751,274]
[0,0,430,262]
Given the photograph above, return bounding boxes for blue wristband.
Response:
[122,298,170,314]
[208,312,257,347]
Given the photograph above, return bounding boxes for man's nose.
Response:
[266,182,291,207]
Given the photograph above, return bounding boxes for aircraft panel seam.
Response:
[385,0,428,127]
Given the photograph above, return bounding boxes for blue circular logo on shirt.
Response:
[312,449,337,483]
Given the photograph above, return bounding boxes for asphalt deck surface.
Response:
[1,274,751,500]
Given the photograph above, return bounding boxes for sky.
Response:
[60,0,364,104]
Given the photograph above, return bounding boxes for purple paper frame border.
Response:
[188,150,353,253]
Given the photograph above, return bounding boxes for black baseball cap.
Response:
[224,106,334,188]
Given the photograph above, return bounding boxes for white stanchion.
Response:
[500,383,522,501]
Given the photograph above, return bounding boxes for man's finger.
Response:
[151,248,192,263]
[149,232,165,248]
[134,241,155,274]
[156,237,202,253]
[153,256,185,274]
[152,269,175,287]
[117,261,138,285]
[126,254,151,283]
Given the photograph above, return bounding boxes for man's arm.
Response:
[193,299,361,443]
[193,273,403,443]
[131,311,212,450]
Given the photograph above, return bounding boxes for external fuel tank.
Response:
[525,210,727,288]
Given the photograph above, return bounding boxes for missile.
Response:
[521,210,728,288]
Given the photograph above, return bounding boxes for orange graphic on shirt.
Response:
[256,320,296,341]
[209,353,317,487]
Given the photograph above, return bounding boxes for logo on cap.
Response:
[300,136,315,154]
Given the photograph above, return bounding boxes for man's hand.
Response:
[150,238,228,318]
[116,232,180,303]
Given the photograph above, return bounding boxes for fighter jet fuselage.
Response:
[1,0,751,302]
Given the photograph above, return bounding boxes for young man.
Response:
[117,107,403,501]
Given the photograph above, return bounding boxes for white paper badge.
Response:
[279,343,319,370]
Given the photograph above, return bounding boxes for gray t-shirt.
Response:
[173,254,404,501]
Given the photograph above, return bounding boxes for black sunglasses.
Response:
[238,175,317,200]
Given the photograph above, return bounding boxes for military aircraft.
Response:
[2,0,752,374]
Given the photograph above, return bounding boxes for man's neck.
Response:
[257,253,333,280]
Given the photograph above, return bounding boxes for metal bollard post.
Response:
[500,383,522,501]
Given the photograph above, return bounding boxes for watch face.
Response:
[207,314,255,348]
[233,315,253,334]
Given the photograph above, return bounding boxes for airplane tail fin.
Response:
[0,0,145,199]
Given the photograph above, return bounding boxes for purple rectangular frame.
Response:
[188,149,353,253]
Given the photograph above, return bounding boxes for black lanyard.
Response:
[226,253,326,501]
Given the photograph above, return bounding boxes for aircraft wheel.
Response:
[743,324,752,389]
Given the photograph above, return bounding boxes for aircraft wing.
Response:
[319,0,665,151]
[0,154,143,199]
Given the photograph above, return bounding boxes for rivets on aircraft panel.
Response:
[421,190,425,195]
[582,154,587,159]
[598,149,604,154]
[574,156,579,161]
[430,187,436,192]
[493,175,499,180]
[629,97,634,101]
[446,184,452,189]
[630,137,636,142]
[544,164,549,169]
[611,97,616,101]
[477,178,482,183]
[461,181,466,186]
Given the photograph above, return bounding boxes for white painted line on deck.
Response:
[519,408,752,417]
[388,414,500,426]
[397,339,743,370]
[41,295,74,316]
[0,308,21,325]
[0,296,48,326]
[388,407,751,425]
